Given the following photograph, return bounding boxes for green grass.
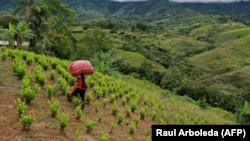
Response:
[187,26,250,96]
[218,27,250,44]
[114,49,166,72]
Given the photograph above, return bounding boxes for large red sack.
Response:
[68,60,94,76]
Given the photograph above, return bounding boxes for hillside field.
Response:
[0,47,236,141]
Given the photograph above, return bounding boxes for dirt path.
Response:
[0,59,23,141]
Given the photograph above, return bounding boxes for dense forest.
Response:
[0,0,250,124]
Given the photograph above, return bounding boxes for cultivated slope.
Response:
[0,48,236,141]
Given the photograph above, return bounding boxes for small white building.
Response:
[0,40,30,46]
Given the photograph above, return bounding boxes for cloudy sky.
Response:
[111,0,249,3]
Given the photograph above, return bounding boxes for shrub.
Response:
[129,122,136,134]
[20,86,36,103]
[134,116,140,127]
[13,57,26,79]
[47,85,56,98]
[49,98,60,117]
[16,98,27,117]
[237,101,250,124]
[110,122,117,133]
[140,107,147,120]
[1,52,8,61]
[26,56,34,66]
[126,107,131,117]
[74,129,81,141]
[57,112,70,133]
[121,97,126,106]
[112,104,119,116]
[99,132,109,141]
[98,112,104,122]
[72,97,82,107]
[85,93,92,104]
[151,110,157,121]
[35,66,46,86]
[130,101,137,113]
[117,113,124,124]
[75,106,83,120]
[102,98,108,107]
[86,119,96,133]
[20,111,35,130]
[50,70,56,80]
[110,94,116,103]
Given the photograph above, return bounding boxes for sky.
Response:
[111,0,250,3]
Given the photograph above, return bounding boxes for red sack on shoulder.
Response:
[68,60,94,76]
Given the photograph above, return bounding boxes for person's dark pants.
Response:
[72,88,86,108]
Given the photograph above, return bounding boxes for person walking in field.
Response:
[71,73,88,109]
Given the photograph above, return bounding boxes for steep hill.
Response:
[0,47,236,140]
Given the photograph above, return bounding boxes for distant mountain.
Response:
[63,0,250,21]
[1,0,250,21]
[181,1,250,19]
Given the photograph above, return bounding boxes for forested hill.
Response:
[1,0,250,21]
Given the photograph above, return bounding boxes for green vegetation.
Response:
[0,0,250,140]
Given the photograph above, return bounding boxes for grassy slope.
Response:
[0,48,236,140]
[188,26,250,92]
[114,49,166,72]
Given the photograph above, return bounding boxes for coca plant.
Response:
[57,112,70,134]
[15,98,27,117]
[20,111,35,130]
[49,98,61,117]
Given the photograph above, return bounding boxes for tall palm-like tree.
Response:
[14,0,37,23]
[8,22,35,49]
[14,0,50,50]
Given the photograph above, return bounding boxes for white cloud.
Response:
[169,0,249,3]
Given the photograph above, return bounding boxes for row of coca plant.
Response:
[2,48,156,139]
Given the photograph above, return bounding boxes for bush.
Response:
[129,122,136,134]
[57,112,70,133]
[117,113,124,124]
[20,112,35,130]
[72,97,82,107]
[86,119,96,133]
[237,101,250,124]
[99,132,109,141]
[75,106,83,120]
[49,98,60,117]
[20,86,36,103]
[47,85,56,98]
[15,98,27,117]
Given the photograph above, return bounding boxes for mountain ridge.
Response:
[1,0,250,21]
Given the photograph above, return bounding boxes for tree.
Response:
[0,27,15,48]
[14,0,38,23]
[80,29,113,59]
[14,0,76,56]
[8,22,34,49]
